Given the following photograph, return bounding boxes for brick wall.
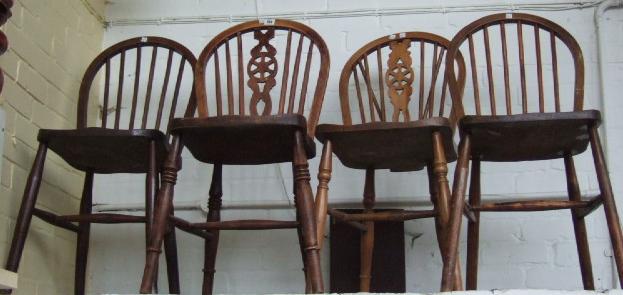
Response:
[0,0,104,293]
[1,0,622,294]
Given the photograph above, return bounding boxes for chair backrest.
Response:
[446,13,584,118]
[77,37,197,136]
[194,19,330,137]
[339,32,466,125]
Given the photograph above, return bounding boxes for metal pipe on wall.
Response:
[594,1,623,287]
[104,1,602,27]
[595,0,623,163]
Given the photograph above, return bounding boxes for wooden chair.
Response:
[139,20,330,294]
[314,32,466,292]
[443,13,623,290]
[2,37,198,295]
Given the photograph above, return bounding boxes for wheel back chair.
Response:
[443,13,623,289]
[139,20,330,294]
[2,37,197,295]
[314,32,466,291]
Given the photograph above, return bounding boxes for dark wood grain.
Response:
[445,13,622,290]
[4,37,196,295]
[317,31,466,292]
[142,20,330,294]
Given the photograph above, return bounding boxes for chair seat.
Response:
[38,127,169,174]
[316,117,456,171]
[460,110,601,162]
[171,114,316,165]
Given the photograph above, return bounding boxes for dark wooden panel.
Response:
[330,209,406,293]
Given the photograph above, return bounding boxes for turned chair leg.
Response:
[564,155,595,289]
[466,159,481,290]
[163,223,180,293]
[293,169,312,294]
[589,126,623,287]
[202,164,223,295]
[293,131,324,293]
[297,225,311,293]
[360,168,375,292]
[306,141,332,293]
[140,138,182,293]
[442,135,471,291]
[431,132,463,291]
[4,143,48,278]
[75,172,94,295]
[315,141,333,250]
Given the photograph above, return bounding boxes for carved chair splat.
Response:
[139,19,330,295]
[314,31,466,292]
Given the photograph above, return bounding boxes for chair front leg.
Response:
[315,140,333,250]
[4,143,48,276]
[202,164,223,295]
[140,137,183,293]
[163,225,180,294]
[431,131,463,291]
[589,126,623,287]
[441,134,471,292]
[293,131,324,293]
[75,172,94,295]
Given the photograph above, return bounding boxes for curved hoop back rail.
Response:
[194,19,331,137]
[446,13,584,118]
[78,36,198,139]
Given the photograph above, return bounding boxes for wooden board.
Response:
[330,209,406,293]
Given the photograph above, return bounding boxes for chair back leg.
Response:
[202,164,223,295]
[75,172,94,295]
[564,155,595,289]
[4,143,48,277]
[589,126,623,287]
[360,168,375,292]
[466,160,481,290]
[144,140,160,292]
[293,131,324,293]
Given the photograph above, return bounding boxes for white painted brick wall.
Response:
[0,0,618,294]
[0,0,104,294]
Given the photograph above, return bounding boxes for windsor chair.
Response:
[314,32,466,292]
[139,20,329,294]
[2,37,198,295]
[443,13,623,290]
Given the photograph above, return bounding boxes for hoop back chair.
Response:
[3,37,197,295]
[140,20,330,294]
[443,13,623,290]
[314,32,466,292]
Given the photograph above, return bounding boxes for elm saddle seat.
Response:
[460,110,600,162]
[316,117,456,172]
[172,114,316,165]
[38,127,170,173]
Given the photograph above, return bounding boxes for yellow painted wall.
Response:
[0,0,104,293]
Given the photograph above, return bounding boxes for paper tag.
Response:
[389,34,397,40]
[260,18,275,25]
[506,13,513,19]
[399,32,406,38]
[140,36,148,43]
